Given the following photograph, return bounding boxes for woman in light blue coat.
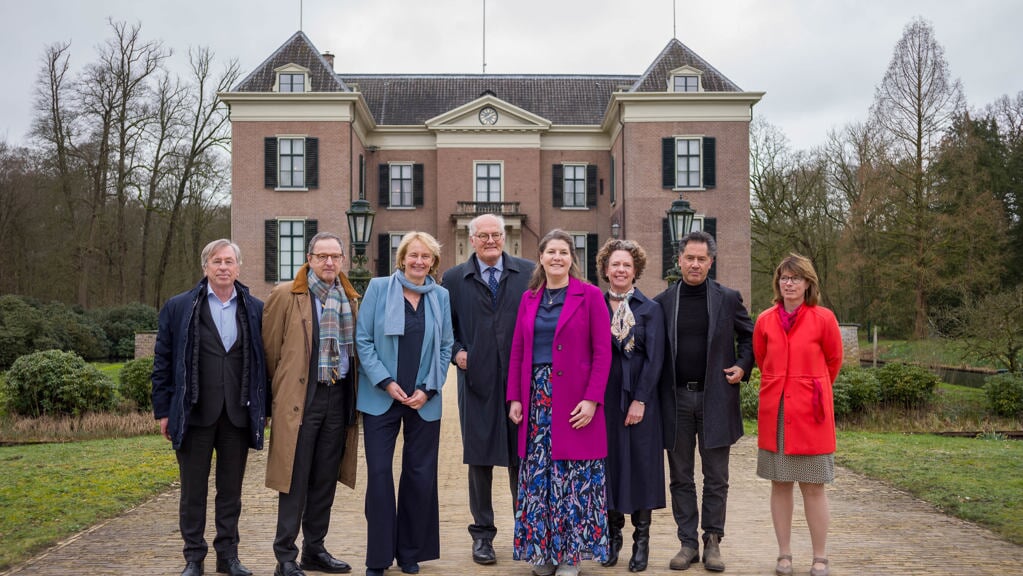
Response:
[356,231,454,576]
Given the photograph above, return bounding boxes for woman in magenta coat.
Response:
[753,253,843,576]
[507,229,612,576]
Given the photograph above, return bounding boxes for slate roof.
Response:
[233,34,743,126]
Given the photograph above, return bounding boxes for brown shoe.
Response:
[669,545,699,570]
[702,534,724,572]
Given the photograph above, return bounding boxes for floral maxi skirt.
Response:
[513,364,609,566]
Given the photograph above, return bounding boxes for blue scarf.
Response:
[385,270,444,392]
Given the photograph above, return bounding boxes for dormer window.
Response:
[669,65,703,93]
[274,64,311,93]
[673,75,699,92]
[279,73,305,92]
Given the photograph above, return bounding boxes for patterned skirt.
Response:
[756,396,835,484]
[513,364,609,566]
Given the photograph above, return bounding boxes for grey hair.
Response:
[200,239,241,271]
[468,213,506,236]
[678,230,717,259]
[306,232,345,254]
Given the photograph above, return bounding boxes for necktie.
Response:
[486,267,499,307]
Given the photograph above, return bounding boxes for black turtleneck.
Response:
[675,280,709,385]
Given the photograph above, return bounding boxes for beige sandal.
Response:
[775,554,793,576]
[810,557,829,576]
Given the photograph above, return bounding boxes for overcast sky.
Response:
[2,0,1021,152]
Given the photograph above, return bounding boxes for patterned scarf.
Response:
[779,304,801,332]
[308,269,354,383]
[609,288,636,353]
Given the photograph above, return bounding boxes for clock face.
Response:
[478,107,498,125]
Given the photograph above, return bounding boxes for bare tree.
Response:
[153,47,239,305]
[869,17,965,338]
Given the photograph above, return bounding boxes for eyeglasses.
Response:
[474,232,504,242]
[311,253,344,263]
[779,275,804,284]
[207,258,237,267]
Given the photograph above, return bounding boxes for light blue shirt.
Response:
[477,256,504,283]
[313,295,350,379]
[206,286,238,351]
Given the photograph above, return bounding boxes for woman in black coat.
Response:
[596,239,666,572]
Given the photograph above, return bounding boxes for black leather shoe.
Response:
[181,561,204,576]
[472,538,497,565]
[400,563,420,574]
[274,561,306,576]
[300,551,352,574]
[216,557,253,576]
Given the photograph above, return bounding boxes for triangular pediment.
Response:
[425,95,552,131]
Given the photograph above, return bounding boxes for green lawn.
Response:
[0,435,177,570]
[837,431,1023,545]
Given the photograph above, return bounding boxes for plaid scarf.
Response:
[308,269,354,383]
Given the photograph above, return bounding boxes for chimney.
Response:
[322,52,335,70]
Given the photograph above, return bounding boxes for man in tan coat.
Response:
[263,232,360,576]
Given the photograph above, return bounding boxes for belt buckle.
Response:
[685,381,701,391]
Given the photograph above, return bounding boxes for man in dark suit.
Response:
[152,239,267,576]
[654,231,754,573]
[441,214,532,565]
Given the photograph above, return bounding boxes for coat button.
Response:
[557,371,563,376]
[557,344,563,350]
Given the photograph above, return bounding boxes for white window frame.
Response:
[278,137,306,189]
[562,164,587,209]
[674,137,702,189]
[389,232,408,271]
[274,63,310,93]
[570,232,589,281]
[668,65,703,93]
[278,219,306,281]
[474,161,503,203]
[389,163,414,208]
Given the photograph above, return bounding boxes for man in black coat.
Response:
[442,214,532,565]
[152,239,267,576]
[654,231,754,573]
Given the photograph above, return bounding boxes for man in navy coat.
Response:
[442,214,532,565]
[152,239,267,576]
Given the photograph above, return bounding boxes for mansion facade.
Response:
[221,31,762,301]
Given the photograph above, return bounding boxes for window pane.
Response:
[293,139,303,154]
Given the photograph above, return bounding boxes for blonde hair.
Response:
[395,231,442,277]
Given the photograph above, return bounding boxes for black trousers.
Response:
[665,388,730,548]
[273,382,348,563]
[363,402,441,569]
[467,464,518,541]
[176,411,250,562]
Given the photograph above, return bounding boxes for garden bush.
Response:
[0,295,46,369]
[833,367,880,418]
[740,368,760,420]
[119,356,155,412]
[983,372,1023,418]
[90,303,158,359]
[875,362,939,409]
[2,350,115,417]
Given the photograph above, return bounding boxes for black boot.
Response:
[602,510,625,567]
[628,509,652,572]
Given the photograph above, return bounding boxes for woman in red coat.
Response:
[753,254,842,576]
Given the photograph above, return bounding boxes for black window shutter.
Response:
[702,137,716,189]
[264,137,278,188]
[306,137,319,188]
[662,218,673,279]
[378,164,390,207]
[377,233,390,277]
[552,164,563,207]
[304,219,318,254]
[359,155,365,198]
[586,165,598,207]
[704,217,717,279]
[413,164,424,207]
[610,157,616,205]
[264,219,278,282]
[586,233,598,283]
[662,137,675,189]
